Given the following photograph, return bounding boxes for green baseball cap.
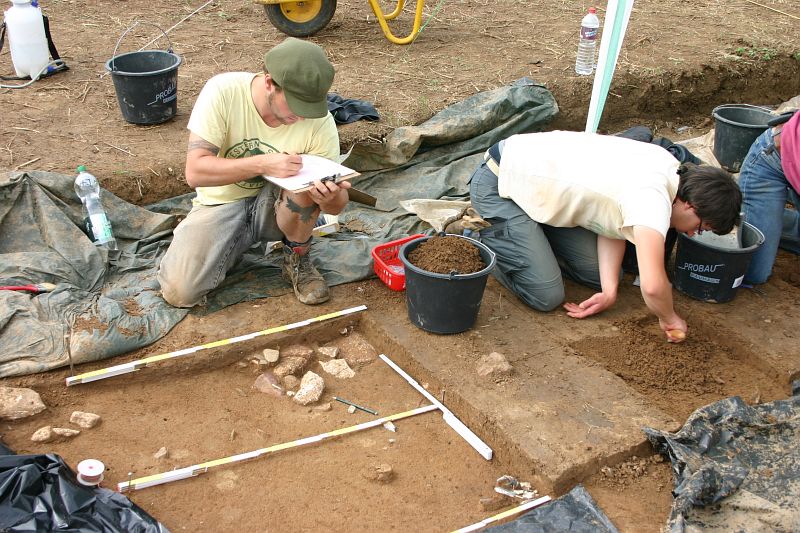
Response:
[264,38,334,119]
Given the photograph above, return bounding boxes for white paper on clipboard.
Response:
[262,154,360,192]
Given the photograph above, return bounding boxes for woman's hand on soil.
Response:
[660,316,688,343]
[563,292,616,319]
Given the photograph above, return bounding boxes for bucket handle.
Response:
[110,21,174,72]
[713,103,775,115]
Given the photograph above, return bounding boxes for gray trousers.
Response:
[157,183,284,307]
[469,162,602,311]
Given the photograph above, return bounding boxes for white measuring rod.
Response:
[379,353,493,460]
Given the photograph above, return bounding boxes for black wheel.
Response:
[264,0,337,38]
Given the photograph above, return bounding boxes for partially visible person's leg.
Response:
[158,184,283,308]
[274,187,329,304]
[543,225,605,291]
[739,129,788,284]
[158,199,257,307]
[779,188,800,254]
[470,162,564,311]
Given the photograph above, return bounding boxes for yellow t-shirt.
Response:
[187,72,340,206]
[498,131,680,242]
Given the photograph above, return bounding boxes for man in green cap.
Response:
[158,37,349,307]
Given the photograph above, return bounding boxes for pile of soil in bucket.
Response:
[408,236,486,274]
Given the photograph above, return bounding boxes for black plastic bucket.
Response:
[399,235,496,334]
[712,104,772,172]
[673,221,765,303]
[105,23,181,125]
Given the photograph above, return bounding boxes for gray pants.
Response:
[157,183,284,307]
[469,162,602,311]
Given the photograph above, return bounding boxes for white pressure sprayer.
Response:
[3,0,49,78]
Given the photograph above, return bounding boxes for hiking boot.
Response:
[282,245,330,305]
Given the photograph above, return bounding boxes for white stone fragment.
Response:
[154,447,169,460]
[32,426,80,442]
[293,372,325,405]
[53,427,80,439]
[262,349,280,363]
[317,346,339,359]
[70,411,101,429]
[320,359,355,379]
[0,387,46,420]
[31,426,54,442]
[476,352,513,377]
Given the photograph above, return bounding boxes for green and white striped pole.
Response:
[585,0,635,133]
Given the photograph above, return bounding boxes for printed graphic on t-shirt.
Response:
[224,138,280,190]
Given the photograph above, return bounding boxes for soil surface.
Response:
[408,235,486,274]
[2,0,800,531]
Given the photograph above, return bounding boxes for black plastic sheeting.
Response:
[0,443,168,532]
[644,391,800,532]
[487,485,618,533]
[0,78,558,378]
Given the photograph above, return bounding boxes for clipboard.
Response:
[262,154,360,193]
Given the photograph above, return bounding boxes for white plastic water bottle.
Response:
[74,166,118,250]
[3,0,50,79]
[575,7,600,75]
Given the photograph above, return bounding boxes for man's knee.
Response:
[158,274,205,308]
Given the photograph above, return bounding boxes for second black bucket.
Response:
[105,23,182,125]
[712,104,772,172]
[673,221,765,303]
[399,235,496,334]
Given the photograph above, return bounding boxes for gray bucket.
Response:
[712,104,772,172]
[105,22,182,125]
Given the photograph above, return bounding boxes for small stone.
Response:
[70,411,101,429]
[320,359,355,379]
[293,372,324,405]
[281,345,314,360]
[273,356,309,378]
[339,327,349,335]
[611,326,620,332]
[317,346,339,359]
[480,495,512,512]
[312,402,332,413]
[262,349,280,363]
[388,438,396,444]
[253,372,283,396]
[287,391,295,397]
[764,319,772,323]
[0,387,46,420]
[476,352,513,377]
[31,426,55,442]
[236,361,248,368]
[282,375,300,389]
[153,447,169,460]
[32,426,79,442]
[338,333,377,367]
[362,463,394,483]
[347,405,357,414]
[53,427,80,439]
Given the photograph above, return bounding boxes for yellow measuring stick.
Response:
[451,495,552,532]
[118,404,438,493]
[66,305,367,387]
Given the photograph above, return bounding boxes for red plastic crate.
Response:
[371,234,425,291]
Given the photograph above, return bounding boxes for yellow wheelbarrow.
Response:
[254,0,428,44]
